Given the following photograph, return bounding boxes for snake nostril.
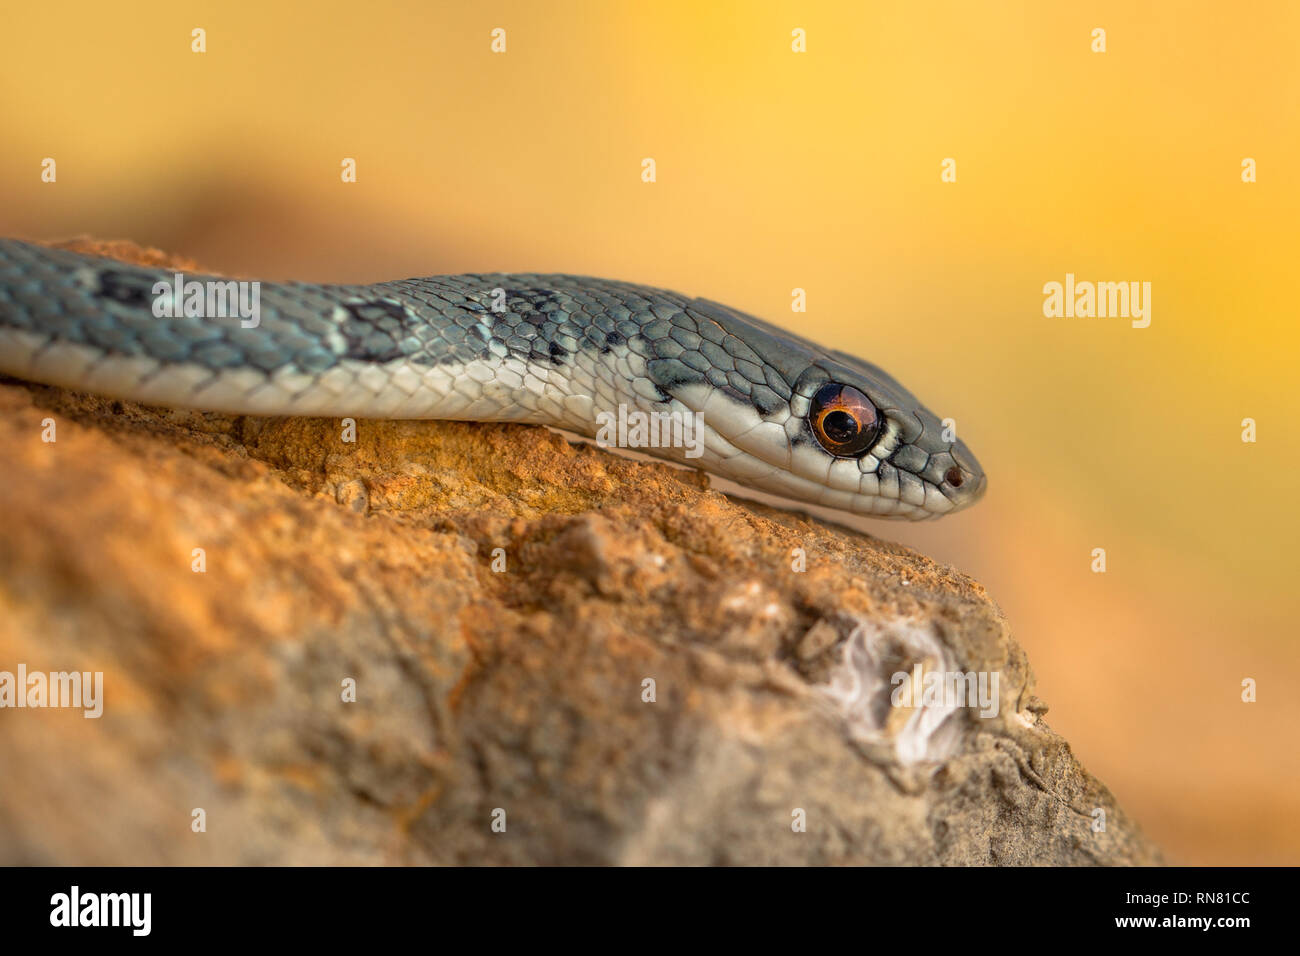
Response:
[944,466,964,488]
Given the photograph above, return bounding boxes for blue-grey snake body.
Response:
[0,239,985,519]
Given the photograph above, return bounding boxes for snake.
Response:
[0,239,985,519]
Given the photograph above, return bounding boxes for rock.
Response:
[0,240,1162,865]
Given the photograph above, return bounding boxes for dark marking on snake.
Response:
[504,288,562,315]
[97,270,155,308]
[339,299,412,363]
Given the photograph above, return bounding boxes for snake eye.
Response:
[808,383,880,457]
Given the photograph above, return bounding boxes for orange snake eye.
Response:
[808,382,880,457]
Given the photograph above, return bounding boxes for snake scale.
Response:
[0,239,985,519]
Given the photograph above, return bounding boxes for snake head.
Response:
[645,298,986,520]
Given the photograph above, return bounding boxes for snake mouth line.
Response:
[648,384,942,520]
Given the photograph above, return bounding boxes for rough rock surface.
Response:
[0,240,1163,865]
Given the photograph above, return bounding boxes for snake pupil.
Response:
[808,382,880,458]
[822,410,858,443]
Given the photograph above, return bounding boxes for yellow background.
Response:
[2,1,1296,863]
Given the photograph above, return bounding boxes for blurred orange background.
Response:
[1,1,1296,863]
